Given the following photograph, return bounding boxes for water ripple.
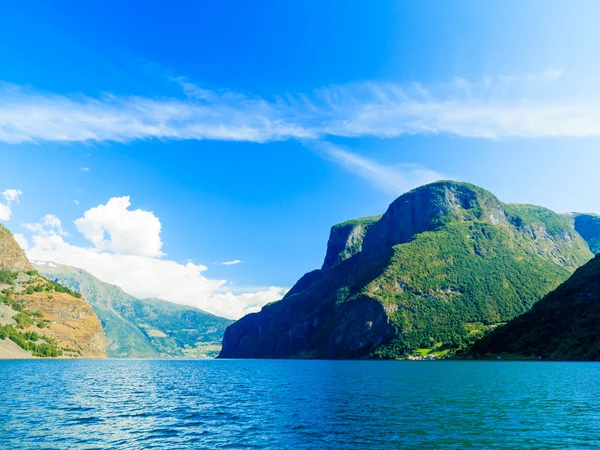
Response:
[1,360,600,448]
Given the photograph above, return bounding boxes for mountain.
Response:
[469,253,600,360]
[220,181,595,360]
[34,262,234,358]
[572,213,600,254]
[0,225,106,358]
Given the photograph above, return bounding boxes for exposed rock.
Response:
[0,225,33,272]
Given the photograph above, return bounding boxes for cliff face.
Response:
[220,181,595,360]
[0,227,106,359]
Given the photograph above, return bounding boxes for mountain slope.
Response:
[572,213,600,254]
[0,225,106,358]
[34,262,233,358]
[470,253,600,360]
[220,181,593,359]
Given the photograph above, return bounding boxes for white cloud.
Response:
[2,189,22,203]
[74,196,163,257]
[0,188,23,221]
[1,71,599,144]
[0,203,11,221]
[81,167,90,172]
[73,200,79,206]
[23,214,67,236]
[23,198,287,319]
[221,259,242,265]
[319,143,445,195]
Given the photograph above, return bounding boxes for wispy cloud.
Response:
[81,167,90,172]
[318,143,445,195]
[1,71,598,144]
[220,259,243,266]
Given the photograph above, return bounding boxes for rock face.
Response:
[35,262,234,358]
[0,226,106,359]
[17,287,107,358]
[220,181,596,359]
[471,253,600,360]
[0,225,33,272]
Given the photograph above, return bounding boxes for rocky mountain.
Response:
[220,181,596,360]
[34,262,234,358]
[0,225,106,358]
[470,253,600,360]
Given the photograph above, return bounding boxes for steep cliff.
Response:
[220,181,594,359]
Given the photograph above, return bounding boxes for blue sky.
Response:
[1,1,600,318]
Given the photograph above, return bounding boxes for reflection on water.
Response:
[1,359,600,449]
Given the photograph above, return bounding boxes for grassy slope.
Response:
[366,219,574,357]
[470,253,600,360]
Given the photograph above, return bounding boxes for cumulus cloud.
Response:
[74,196,163,257]
[23,197,286,319]
[1,71,598,144]
[221,259,242,265]
[0,188,23,221]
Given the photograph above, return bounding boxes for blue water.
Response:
[1,360,600,449]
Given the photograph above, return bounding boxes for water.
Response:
[1,360,600,449]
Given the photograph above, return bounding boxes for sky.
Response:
[1,1,600,319]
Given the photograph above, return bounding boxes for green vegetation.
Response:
[183,342,223,358]
[0,270,18,285]
[220,181,595,360]
[470,253,600,360]
[369,219,574,357]
[0,324,63,357]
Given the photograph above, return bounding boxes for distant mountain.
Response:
[0,225,106,359]
[470,253,600,360]
[572,213,600,254]
[34,262,234,358]
[220,181,595,360]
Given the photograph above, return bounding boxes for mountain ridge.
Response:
[34,261,233,358]
[220,181,597,360]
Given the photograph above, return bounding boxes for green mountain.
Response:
[220,181,595,359]
[470,253,600,360]
[34,262,233,358]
